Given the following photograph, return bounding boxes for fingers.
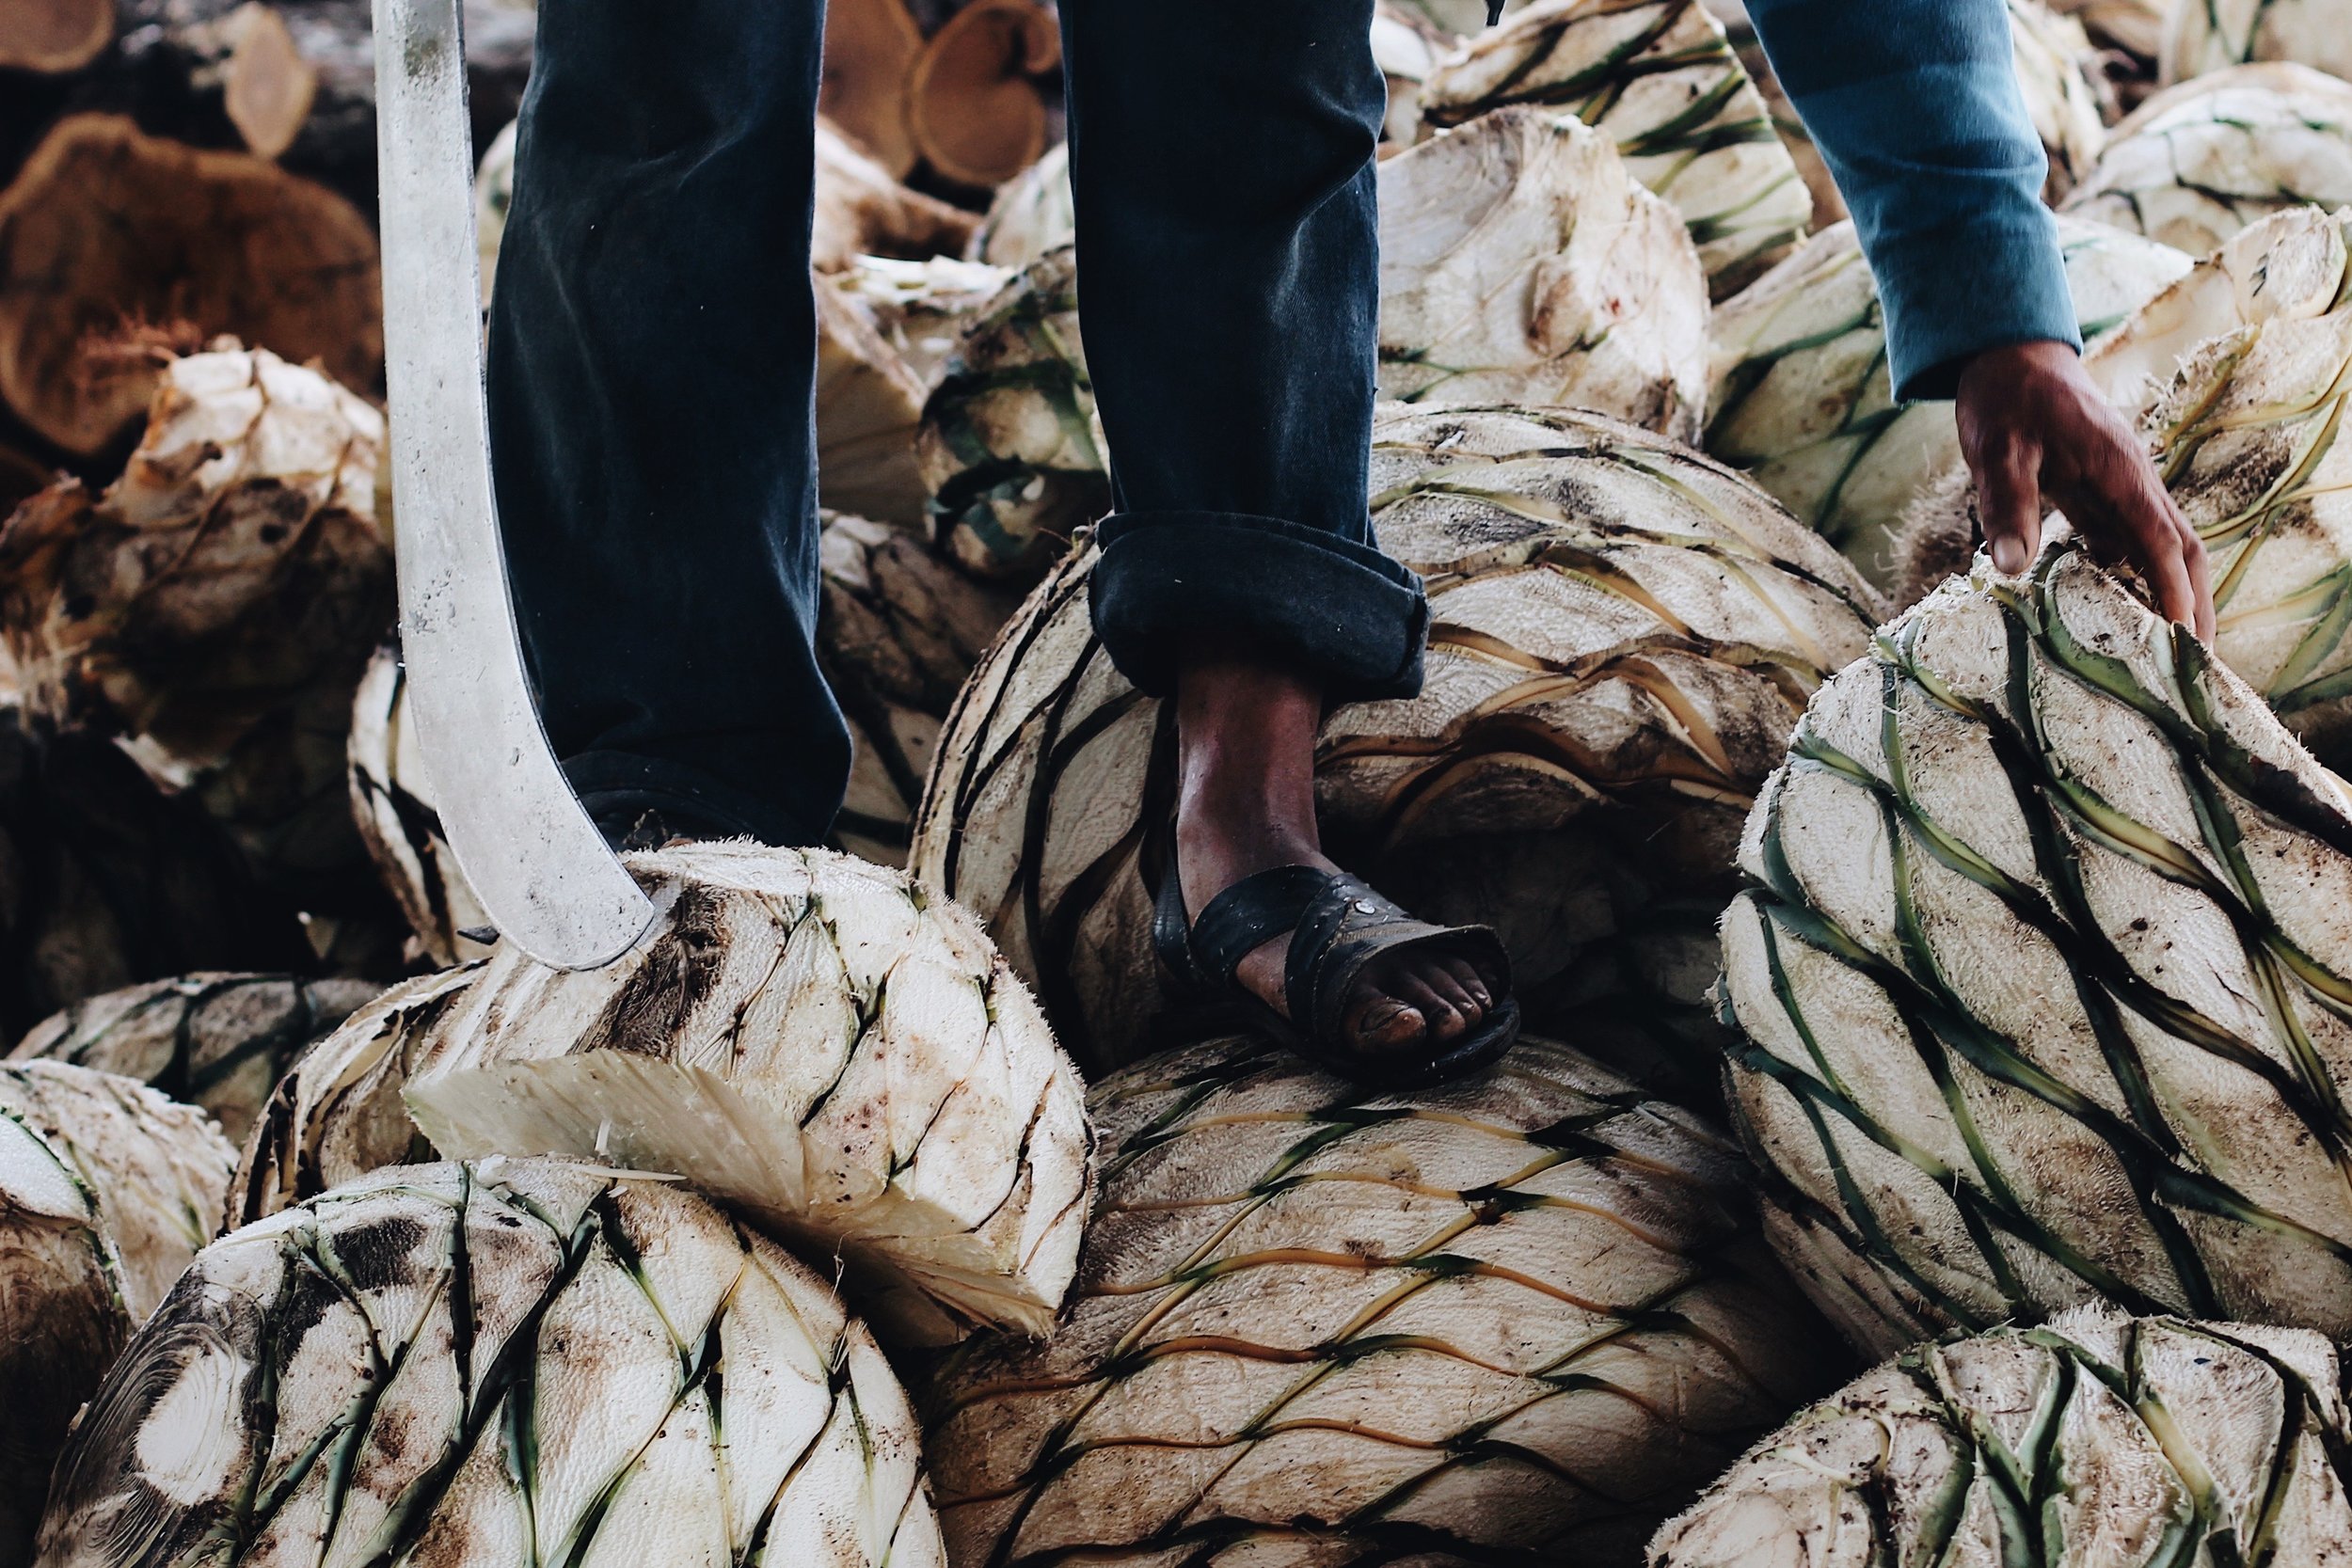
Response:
[1970,430,2045,578]
[2057,420,2216,639]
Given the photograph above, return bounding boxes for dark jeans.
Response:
[486,0,1429,846]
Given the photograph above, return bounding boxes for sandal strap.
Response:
[1287,874,1508,1047]
[1187,865,1334,985]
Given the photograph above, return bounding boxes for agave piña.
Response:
[1651,1309,2352,1568]
[235,844,1091,1346]
[0,1061,232,1564]
[926,1035,1839,1568]
[12,971,376,1143]
[37,1160,942,1568]
[914,404,1879,1090]
[1720,547,2352,1354]
[2062,63,2352,255]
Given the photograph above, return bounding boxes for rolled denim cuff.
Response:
[1088,510,1429,703]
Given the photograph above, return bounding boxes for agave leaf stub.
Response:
[914,404,1879,1088]
[2160,0,2352,88]
[10,971,380,1145]
[361,845,1088,1346]
[225,966,477,1231]
[819,514,1022,868]
[2144,295,2352,763]
[1376,109,1710,436]
[1719,547,2352,1353]
[2061,63,2352,256]
[1708,217,2190,591]
[2084,202,2352,423]
[38,1159,944,1568]
[347,644,495,968]
[0,1061,234,1567]
[926,1035,1842,1568]
[1651,1309,2352,1568]
[1416,0,1812,297]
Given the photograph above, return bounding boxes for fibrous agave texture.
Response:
[2082,201,2352,422]
[1649,1308,2352,1568]
[1415,0,1812,298]
[226,966,475,1232]
[916,245,1107,585]
[835,256,1021,388]
[2061,63,2352,256]
[2138,277,2352,766]
[969,142,1072,271]
[2006,0,2112,199]
[38,1159,943,1568]
[238,844,1092,1346]
[11,971,378,1145]
[820,513,1021,867]
[1718,548,2352,1356]
[346,643,493,968]
[1377,109,1709,439]
[924,1035,1840,1568]
[912,404,1880,1091]
[0,1060,233,1565]
[2055,0,2167,59]
[2161,0,2352,89]
[1707,216,2190,592]
[0,345,393,903]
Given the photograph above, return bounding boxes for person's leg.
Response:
[1062,0,1502,1055]
[485,0,849,848]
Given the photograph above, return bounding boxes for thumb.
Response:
[1973,436,2043,577]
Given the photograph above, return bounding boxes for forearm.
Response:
[1744,0,2078,400]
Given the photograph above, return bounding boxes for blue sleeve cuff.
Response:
[1874,206,2082,400]
[1745,0,2084,401]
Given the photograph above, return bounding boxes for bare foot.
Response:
[1172,654,1503,1059]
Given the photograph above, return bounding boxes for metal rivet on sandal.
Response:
[1355,899,1378,914]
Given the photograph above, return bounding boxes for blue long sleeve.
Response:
[1744,0,2081,400]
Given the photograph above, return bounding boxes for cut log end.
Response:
[907,0,1058,189]
[819,0,927,180]
[0,115,380,457]
[0,0,113,73]
[220,3,320,161]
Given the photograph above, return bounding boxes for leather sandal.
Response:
[1152,857,1519,1088]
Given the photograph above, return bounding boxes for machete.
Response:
[373,0,655,968]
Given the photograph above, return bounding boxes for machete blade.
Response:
[373,0,655,968]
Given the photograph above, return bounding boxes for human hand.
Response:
[1954,340,2216,641]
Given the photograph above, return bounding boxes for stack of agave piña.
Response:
[50,8,2352,1568]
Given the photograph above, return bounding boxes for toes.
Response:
[1422,965,1486,1029]
[1441,958,1494,1011]
[1351,995,1427,1053]
[1391,973,1468,1042]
